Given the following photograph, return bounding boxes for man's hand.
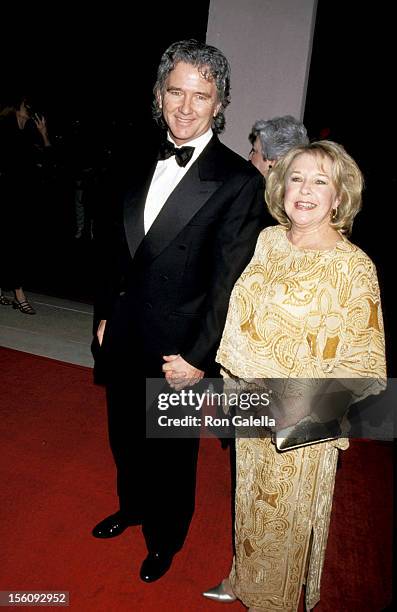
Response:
[162,354,204,390]
[97,320,107,346]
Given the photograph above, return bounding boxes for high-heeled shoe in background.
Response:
[12,299,36,315]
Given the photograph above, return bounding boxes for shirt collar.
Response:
[167,127,213,155]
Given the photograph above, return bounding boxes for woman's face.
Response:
[249,136,273,177]
[18,101,31,118]
[284,152,340,230]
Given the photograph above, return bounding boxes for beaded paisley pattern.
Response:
[217,226,386,611]
[217,226,385,382]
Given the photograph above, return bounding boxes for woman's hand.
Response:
[33,114,51,146]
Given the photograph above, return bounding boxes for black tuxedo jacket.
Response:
[95,134,270,379]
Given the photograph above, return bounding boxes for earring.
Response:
[331,208,338,221]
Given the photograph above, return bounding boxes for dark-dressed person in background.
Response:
[0,96,51,313]
[249,115,309,178]
[92,39,268,583]
[203,141,386,610]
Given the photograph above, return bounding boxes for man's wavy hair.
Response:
[152,39,231,134]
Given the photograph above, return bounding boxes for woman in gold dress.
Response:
[203,141,386,611]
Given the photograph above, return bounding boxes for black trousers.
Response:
[106,379,200,554]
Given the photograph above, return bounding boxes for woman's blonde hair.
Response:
[265,140,364,235]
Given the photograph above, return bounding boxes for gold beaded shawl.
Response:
[217,225,386,389]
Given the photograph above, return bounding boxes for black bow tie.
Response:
[157,141,195,167]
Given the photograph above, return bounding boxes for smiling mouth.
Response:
[295,201,316,210]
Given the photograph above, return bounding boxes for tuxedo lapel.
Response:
[141,161,221,263]
[123,164,156,261]
[123,136,228,264]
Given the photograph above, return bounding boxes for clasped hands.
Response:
[162,354,204,390]
[97,320,204,391]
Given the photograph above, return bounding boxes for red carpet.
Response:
[0,347,392,611]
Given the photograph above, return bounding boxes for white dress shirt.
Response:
[144,128,213,234]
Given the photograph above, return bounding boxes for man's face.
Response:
[249,136,273,177]
[159,61,221,145]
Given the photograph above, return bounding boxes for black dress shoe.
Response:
[140,552,174,582]
[92,512,140,538]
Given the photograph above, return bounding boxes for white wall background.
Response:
[207,0,317,156]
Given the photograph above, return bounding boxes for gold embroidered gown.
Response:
[216,225,386,611]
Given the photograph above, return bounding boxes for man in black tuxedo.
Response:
[92,39,268,582]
